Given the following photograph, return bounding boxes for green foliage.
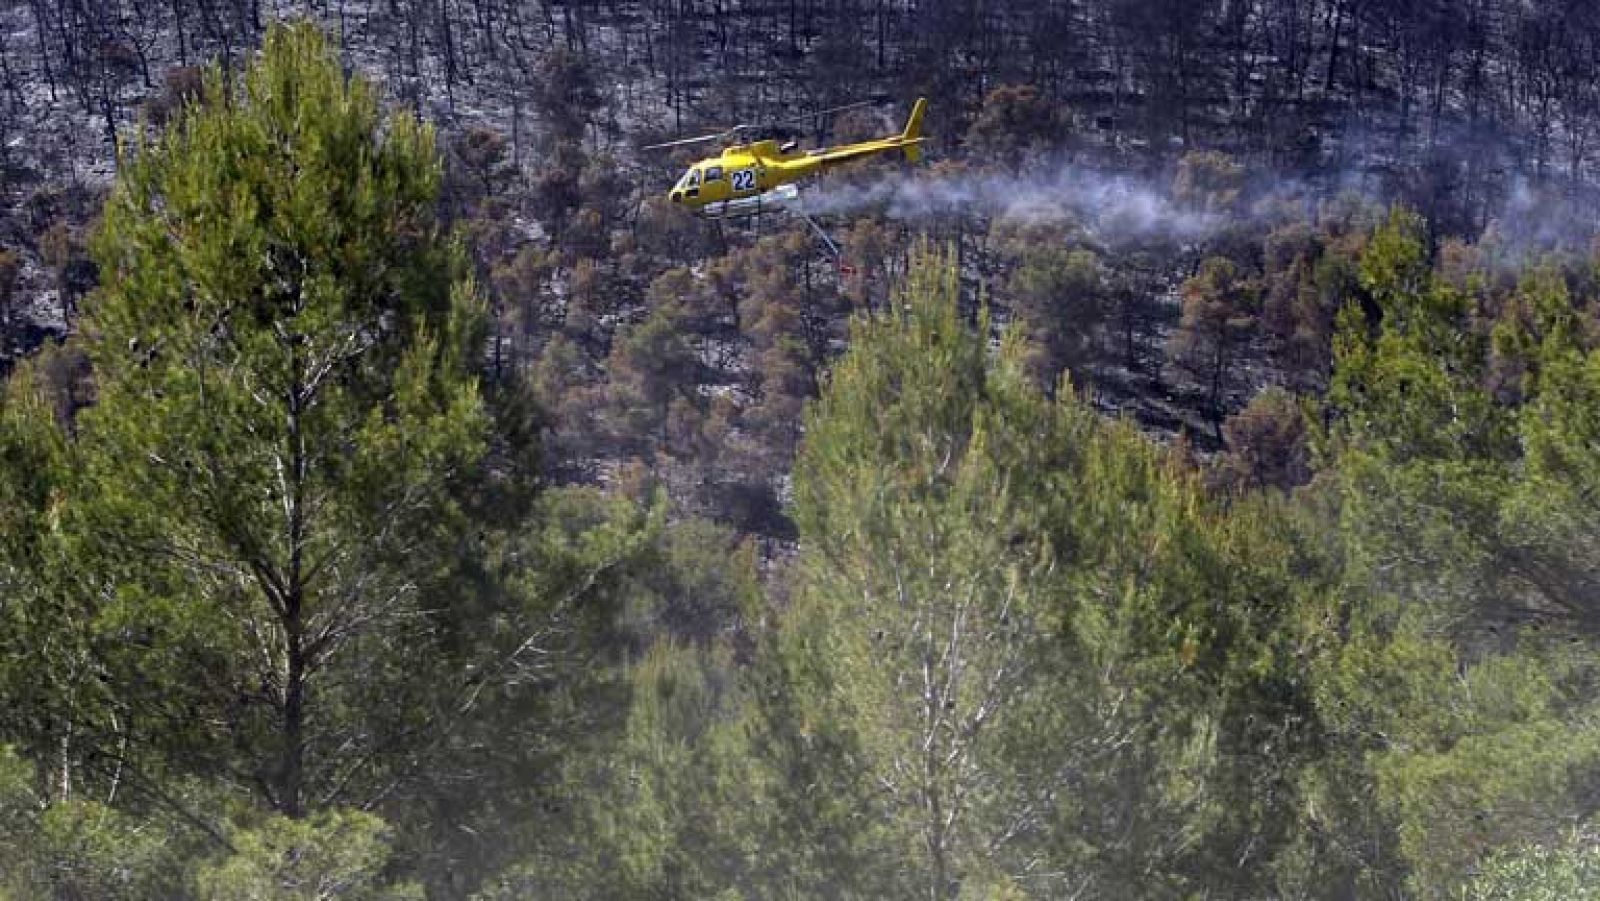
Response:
[1468,826,1600,901]
[0,745,40,897]
[379,484,670,898]
[1306,207,1600,897]
[776,246,1321,898]
[466,515,768,900]
[196,810,422,900]
[0,360,118,833]
[614,518,761,643]
[12,24,1600,894]
[0,361,68,572]
[3,21,505,833]
[574,641,760,899]
[1333,208,1509,464]
[1007,243,1105,383]
[0,745,192,900]
[607,302,701,450]
[786,257,1050,896]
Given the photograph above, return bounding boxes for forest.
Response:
[5,1,1600,898]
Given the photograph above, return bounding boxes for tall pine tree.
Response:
[68,22,489,819]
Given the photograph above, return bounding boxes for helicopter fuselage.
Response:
[667,99,926,218]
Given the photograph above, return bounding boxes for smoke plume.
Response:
[795,159,1600,261]
[798,166,1222,244]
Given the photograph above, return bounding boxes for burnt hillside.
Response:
[4,0,1600,534]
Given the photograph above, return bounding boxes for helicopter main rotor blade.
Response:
[641,131,734,151]
[773,100,876,125]
[641,100,881,151]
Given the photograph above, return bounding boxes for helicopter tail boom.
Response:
[810,98,928,166]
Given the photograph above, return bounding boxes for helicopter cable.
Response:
[798,210,841,261]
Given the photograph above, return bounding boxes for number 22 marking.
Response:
[731,169,757,191]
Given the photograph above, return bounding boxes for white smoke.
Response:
[796,166,1222,243]
[792,158,1600,263]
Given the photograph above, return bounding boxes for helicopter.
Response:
[647,98,928,220]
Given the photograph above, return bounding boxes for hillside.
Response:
[6,4,1600,521]
[4,11,1600,900]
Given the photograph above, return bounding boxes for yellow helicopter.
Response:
[649,98,928,219]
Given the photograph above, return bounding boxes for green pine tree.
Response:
[1307,209,1600,897]
[66,22,489,819]
[774,246,1320,898]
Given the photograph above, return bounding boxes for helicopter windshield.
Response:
[676,168,701,190]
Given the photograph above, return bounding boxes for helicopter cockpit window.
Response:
[705,166,724,182]
[685,169,701,188]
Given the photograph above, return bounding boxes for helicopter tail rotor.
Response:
[899,98,928,162]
